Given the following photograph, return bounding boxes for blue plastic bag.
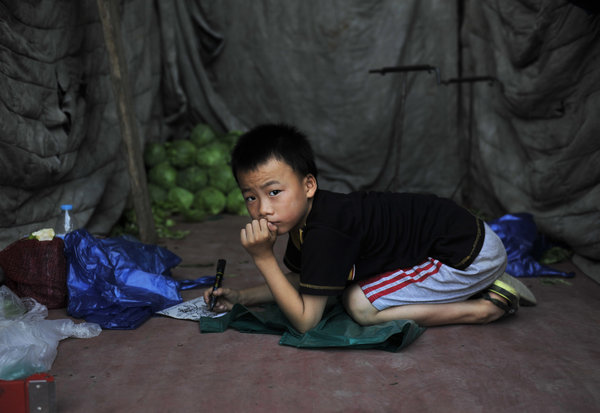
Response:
[488,213,574,278]
[63,230,213,329]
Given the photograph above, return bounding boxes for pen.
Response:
[209,259,226,311]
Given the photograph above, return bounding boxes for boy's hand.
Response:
[203,287,240,312]
[240,218,277,260]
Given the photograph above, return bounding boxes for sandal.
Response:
[496,272,537,307]
[481,285,519,316]
[479,273,538,317]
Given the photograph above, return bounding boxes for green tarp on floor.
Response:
[200,301,425,352]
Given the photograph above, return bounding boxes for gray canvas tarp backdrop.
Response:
[1,1,598,266]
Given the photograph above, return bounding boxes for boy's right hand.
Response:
[203,287,240,312]
[240,218,277,261]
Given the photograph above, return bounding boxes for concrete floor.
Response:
[48,215,600,413]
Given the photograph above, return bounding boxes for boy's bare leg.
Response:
[343,283,505,327]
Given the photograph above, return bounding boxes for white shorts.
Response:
[359,223,507,310]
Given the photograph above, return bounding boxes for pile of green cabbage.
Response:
[113,124,247,239]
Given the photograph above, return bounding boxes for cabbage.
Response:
[148,183,167,204]
[196,143,230,167]
[148,162,177,189]
[167,187,194,210]
[181,207,207,222]
[167,139,197,168]
[190,123,216,147]
[144,142,167,167]
[177,166,208,192]
[208,167,237,193]
[224,130,243,149]
[193,187,226,215]
[226,189,248,216]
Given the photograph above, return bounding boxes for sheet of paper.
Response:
[157,297,226,321]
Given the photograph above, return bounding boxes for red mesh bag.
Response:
[0,237,68,309]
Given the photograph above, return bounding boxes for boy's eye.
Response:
[269,189,281,196]
[244,195,256,202]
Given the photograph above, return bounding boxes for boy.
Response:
[204,123,535,333]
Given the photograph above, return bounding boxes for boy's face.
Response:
[237,157,317,235]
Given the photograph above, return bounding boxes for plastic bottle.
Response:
[55,204,79,238]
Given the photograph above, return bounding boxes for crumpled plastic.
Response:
[0,285,101,380]
[488,213,574,278]
[63,229,214,330]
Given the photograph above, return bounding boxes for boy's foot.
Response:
[481,286,519,316]
[496,272,537,306]
[481,273,537,317]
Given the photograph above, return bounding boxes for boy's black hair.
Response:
[230,123,318,181]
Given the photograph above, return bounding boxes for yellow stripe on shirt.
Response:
[299,282,345,291]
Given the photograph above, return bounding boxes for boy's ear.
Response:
[305,174,317,197]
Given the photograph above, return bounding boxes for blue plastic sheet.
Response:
[488,213,574,278]
[63,230,214,329]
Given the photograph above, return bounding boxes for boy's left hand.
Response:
[241,218,277,260]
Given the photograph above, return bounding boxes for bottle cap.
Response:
[60,204,73,211]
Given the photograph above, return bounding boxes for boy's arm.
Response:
[203,271,299,311]
[253,254,328,333]
[242,219,329,333]
[237,272,299,306]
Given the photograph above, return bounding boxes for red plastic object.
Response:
[0,372,56,413]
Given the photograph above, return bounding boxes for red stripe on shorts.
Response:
[359,258,442,303]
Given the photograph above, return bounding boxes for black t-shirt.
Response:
[283,190,485,296]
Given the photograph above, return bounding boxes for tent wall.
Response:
[0,0,598,261]
[462,1,600,258]
[0,0,162,241]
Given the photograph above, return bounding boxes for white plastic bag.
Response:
[0,285,102,380]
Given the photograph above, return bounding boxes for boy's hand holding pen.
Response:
[209,259,226,311]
